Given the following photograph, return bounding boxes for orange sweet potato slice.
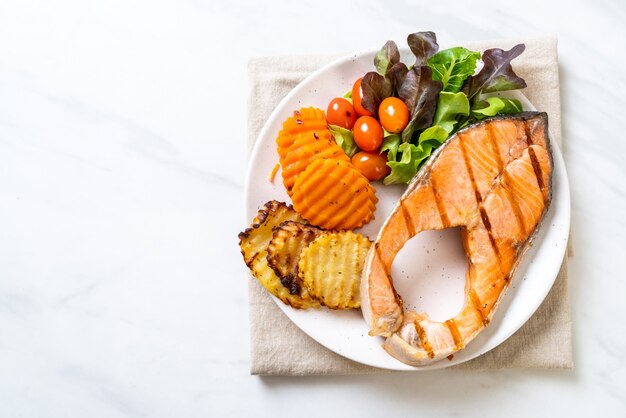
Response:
[276,108,350,196]
[291,159,378,230]
[277,108,329,158]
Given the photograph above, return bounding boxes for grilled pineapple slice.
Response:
[267,221,324,296]
[238,201,320,309]
[298,231,371,310]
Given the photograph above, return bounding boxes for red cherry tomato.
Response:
[353,116,383,151]
[378,97,409,133]
[351,151,391,181]
[352,77,374,117]
[326,98,357,129]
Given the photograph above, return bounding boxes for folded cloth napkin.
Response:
[246,36,573,375]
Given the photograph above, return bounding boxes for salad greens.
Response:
[407,31,438,67]
[361,72,393,114]
[361,40,405,113]
[361,31,528,185]
[463,44,527,104]
[328,124,358,157]
[471,97,523,120]
[428,47,481,93]
[382,125,448,185]
[432,92,470,134]
[397,66,442,143]
[374,40,401,76]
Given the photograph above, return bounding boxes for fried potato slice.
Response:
[291,159,378,230]
[238,201,320,309]
[298,231,371,310]
[267,221,324,296]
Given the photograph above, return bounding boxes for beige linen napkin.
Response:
[246,36,573,375]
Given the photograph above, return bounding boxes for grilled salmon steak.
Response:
[360,112,552,366]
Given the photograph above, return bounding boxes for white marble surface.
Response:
[0,0,624,416]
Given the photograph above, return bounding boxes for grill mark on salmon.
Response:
[458,133,483,203]
[474,190,482,206]
[360,112,553,366]
[445,319,464,351]
[479,206,502,261]
[522,122,533,147]
[414,320,435,359]
[373,243,403,308]
[523,122,546,196]
[460,131,503,265]
[400,201,416,236]
[468,288,489,326]
[528,147,545,194]
[430,179,451,228]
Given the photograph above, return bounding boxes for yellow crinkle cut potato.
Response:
[238,201,320,309]
[298,231,372,310]
[266,221,324,298]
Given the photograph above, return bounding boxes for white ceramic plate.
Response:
[244,48,570,370]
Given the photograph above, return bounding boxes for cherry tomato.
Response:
[351,77,374,117]
[326,98,357,129]
[351,151,391,181]
[378,97,409,133]
[353,116,383,152]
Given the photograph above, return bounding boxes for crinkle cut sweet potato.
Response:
[291,159,377,230]
[276,108,349,196]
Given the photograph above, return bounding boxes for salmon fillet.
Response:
[360,112,552,366]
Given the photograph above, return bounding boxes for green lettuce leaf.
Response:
[381,133,400,161]
[418,125,449,146]
[471,97,523,120]
[428,47,480,93]
[383,125,448,185]
[374,40,401,75]
[383,142,424,185]
[328,124,358,157]
[343,89,352,104]
[432,91,470,134]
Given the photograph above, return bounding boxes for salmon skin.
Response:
[360,112,552,366]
